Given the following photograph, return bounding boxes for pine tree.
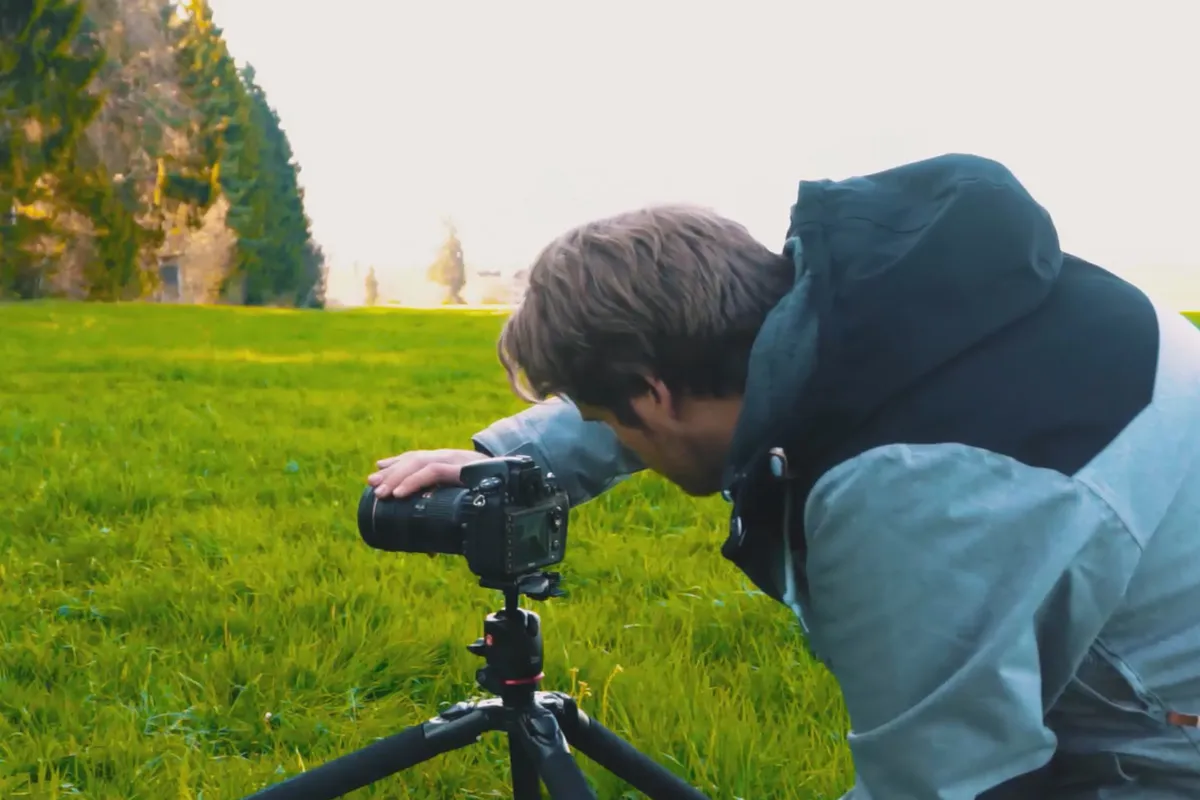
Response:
[80,0,211,300]
[0,0,106,298]
[174,0,267,301]
[0,0,328,304]
[301,239,328,309]
[364,266,379,306]
[426,218,466,304]
[155,6,218,218]
[241,64,324,306]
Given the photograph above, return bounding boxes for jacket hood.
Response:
[723,153,1064,489]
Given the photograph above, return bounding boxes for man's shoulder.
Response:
[804,441,1128,549]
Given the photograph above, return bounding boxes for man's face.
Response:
[575,383,742,497]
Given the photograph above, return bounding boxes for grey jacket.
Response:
[475,154,1200,798]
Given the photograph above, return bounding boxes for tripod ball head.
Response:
[468,605,545,697]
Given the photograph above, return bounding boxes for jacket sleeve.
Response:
[804,443,1143,800]
[472,398,645,507]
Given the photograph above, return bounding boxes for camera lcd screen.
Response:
[512,511,550,563]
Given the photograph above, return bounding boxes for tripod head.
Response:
[470,570,565,697]
[479,568,566,610]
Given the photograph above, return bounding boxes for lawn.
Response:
[0,302,851,800]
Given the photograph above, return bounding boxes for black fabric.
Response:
[802,252,1159,489]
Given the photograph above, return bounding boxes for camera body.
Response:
[358,455,570,582]
[458,455,570,579]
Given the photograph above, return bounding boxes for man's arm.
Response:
[472,398,645,507]
[803,442,1142,799]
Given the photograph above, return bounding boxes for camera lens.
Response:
[357,485,470,555]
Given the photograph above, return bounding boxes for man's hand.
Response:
[367,449,490,498]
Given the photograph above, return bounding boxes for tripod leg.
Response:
[542,692,712,800]
[508,732,543,800]
[240,701,500,800]
[511,701,598,800]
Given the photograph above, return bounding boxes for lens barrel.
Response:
[357,485,470,555]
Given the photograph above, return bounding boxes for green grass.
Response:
[0,302,851,800]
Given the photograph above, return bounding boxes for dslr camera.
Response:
[357,455,570,582]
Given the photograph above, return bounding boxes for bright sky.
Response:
[206,0,1200,306]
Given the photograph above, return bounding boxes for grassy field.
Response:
[0,302,852,800]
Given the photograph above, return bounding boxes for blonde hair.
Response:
[498,205,794,424]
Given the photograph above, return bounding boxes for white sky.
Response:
[205,0,1200,307]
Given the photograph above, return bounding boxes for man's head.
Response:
[497,205,795,496]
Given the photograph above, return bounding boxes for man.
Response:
[369,154,1200,798]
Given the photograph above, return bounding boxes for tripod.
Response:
[242,571,712,799]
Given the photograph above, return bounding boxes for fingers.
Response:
[372,450,442,474]
[367,450,468,498]
[394,462,463,498]
[368,454,426,496]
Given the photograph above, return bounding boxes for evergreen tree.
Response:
[173,0,261,300]
[426,218,466,304]
[0,0,106,298]
[301,239,328,309]
[173,5,324,306]
[364,266,378,306]
[241,65,325,307]
[156,2,220,218]
[77,0,233,301]
[0,0,327,304]
[65,164,147,299]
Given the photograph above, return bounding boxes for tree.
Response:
[0,0,327,304]
[240,64,324,306]
[364,266,378,306]
[299,239,328,308]
[426,218,466,304]
[0,0,106,298]
[74,0,203,301]
[174,1,263,302]
[173,6,324,306]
